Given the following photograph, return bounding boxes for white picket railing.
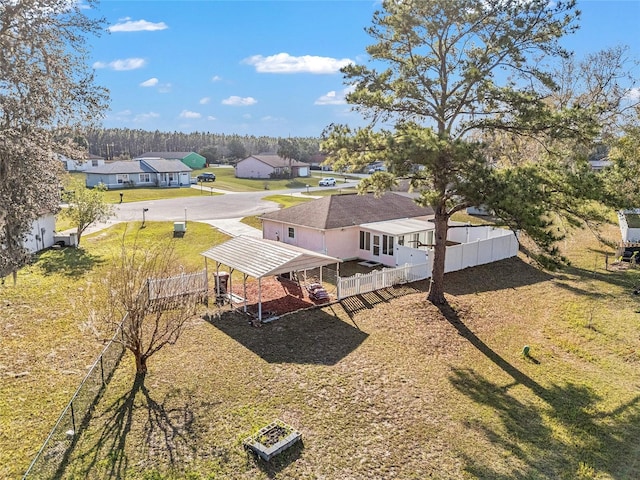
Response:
[147,270,208,301]
[337,263,429,299]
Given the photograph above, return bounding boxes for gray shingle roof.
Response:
[260,192,434,230]
[84,161,145,174]
[140,158,192,172]
[240,155,308,168]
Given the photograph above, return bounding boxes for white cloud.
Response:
[93,58,146,71]
[134,112,160,122]
[211,75,222,82]
[140,78,159,87]
[314,85,355,105]
[222,96,257,106]
[207,116,217,121]
[243,52,353,74]
[626,87,640,100]
[108,19,168,32]
[199,97,211,105]
[179,110,202,119]
[157,83,172,93]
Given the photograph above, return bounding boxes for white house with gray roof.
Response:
[84,158,192,189]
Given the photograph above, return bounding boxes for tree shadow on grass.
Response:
[206,309,368,365]
[63,377,209,478]
[62,375,142,479]
[440,302,640,479]
[35,247,104,278]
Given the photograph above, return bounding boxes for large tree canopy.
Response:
[0,0,108,278]
[322,0,634,304]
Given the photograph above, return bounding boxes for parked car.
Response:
[368,166,385,174]
[197,172,216,182]
[318,177,336,187]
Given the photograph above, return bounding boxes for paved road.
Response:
[80,179,361,236]
[113,180,358,223]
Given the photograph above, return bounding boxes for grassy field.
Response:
[0,222,228,479]
[102,187,212,204]
[192,166,358,192]
[3,219,640,479]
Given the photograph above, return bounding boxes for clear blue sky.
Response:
[87,0,640,138]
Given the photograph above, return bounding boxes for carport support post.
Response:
[258,277,262,322]
[243,274,248,313]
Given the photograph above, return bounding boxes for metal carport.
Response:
[201,236,341,322]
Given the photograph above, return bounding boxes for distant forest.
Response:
[80,128,323,164]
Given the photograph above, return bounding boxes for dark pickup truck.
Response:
[197,172,216,182]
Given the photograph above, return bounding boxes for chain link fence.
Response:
[22,319,126,479]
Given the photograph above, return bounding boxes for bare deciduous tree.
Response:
[90,237,206,377]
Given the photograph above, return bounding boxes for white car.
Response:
[318,177,336,186]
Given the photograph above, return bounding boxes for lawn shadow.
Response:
[443,257,553,296]
[60,377,208,478]
[35,247,104,278]
[339,283,427,319]
[206,310,368,365]
[442,301,640,479]
[246,439,304,479]
[60,375,143,479]
[139,382,203,467]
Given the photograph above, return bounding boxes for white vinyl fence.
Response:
[336,225,518,300]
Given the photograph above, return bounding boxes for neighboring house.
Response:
[261,192,436,267]
[139,151,206,169]
[23,213,56,253]
[85,158,192,189]
[235,155,310,179]
[59,153,105,172]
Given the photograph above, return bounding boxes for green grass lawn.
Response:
[4,219,640,479]
[102,187,213,204]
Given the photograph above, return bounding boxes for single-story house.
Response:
[138,151,206,169]
[235,155,310,179]
[260,192,436,267]
[59,153,105,172]
[85,158,192,189]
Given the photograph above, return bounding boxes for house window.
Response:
[116,174,129,184]
[382,235,394,255]
[139,173,151,183]
[168,173,176,182]
[427,230,434,246]
[288,227,295,239]
[412,233,420,247]
[92,159,99,166]
[398,235,404,246]
[373,235,380,256]
[359,231,371,250]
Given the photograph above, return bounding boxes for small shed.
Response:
[201,236,341,322]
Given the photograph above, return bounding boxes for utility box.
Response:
[173,222,186,237]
